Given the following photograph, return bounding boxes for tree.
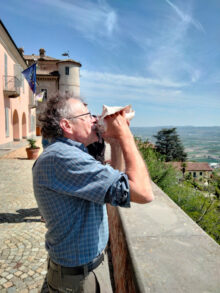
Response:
[154,128,187,162]
[136,137,220,245]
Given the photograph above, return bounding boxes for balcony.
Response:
[3,75,21,98]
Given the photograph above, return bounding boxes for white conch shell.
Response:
[97,105,135,132]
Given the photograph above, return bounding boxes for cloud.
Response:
[80,69,187,107]
[41,0,117,39]
[81,69,187,88]
[106,11,117,33]
[80,69,220,111]
[165,0,205,33]
[139,1,205,87]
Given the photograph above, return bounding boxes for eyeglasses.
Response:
[66,112,92,120]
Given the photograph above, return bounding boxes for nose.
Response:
[91,115,97,123]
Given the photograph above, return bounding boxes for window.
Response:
[41,89,47,100]
[193,172,196,178]
[200,172,203,176]
[65,66,69,75]
[5,108,9,137]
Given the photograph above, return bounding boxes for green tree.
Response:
[135,137,177,191]
[136,137,220,245]
[154,128,187,162]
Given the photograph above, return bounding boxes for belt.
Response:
[49,252,104,276]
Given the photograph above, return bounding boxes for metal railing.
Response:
[3,75,21,96]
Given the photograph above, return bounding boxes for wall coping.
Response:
[117,182,220,292]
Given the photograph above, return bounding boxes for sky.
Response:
[1,0,220,126]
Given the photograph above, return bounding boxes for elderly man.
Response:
[33,93,153,293]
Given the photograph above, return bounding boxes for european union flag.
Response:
[22,63,36,93]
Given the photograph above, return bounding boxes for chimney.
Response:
[39,48,46,57]
[18,47,24,55]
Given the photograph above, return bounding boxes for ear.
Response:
[60,118,73,134]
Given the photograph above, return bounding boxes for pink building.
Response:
[0,20,36,145]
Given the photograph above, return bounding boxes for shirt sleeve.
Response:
[48,147,128,206]
[104,173,130,207]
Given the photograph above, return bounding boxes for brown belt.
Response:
[49,252,104,275]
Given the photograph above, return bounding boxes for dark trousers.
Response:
[47,251,113,293]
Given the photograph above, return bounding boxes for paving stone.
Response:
[28,283,37,289]
[3,281,13,288]
[0,278,7,285]
[37,267,43,273]
[14,270,22,276]
[6,274,13,280]
[20,273,28,279]
[24,276,33,282]
[7,287,16,293]
[28,270,35,276]
[29,289,39,293]
[0,160,49,291]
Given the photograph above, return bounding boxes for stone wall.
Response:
[107,204,137,293]
[107,182,220,293]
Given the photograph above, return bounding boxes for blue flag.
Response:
[22,63,36,93]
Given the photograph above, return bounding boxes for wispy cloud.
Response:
[165,0,205,33]
[41,0,117,40]
[80,69,186,105]
[81,70,187,88]
[80,70,220,117]
[137,0,205,87]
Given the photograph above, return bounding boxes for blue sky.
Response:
[1,0,220,126]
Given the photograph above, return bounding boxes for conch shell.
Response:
[97,105,135,133]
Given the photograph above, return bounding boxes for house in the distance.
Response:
[169,162,213,179]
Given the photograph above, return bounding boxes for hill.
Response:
[131,126,220,163]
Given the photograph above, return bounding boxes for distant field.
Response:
[131,126,220,163]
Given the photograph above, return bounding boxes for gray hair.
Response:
[38,92,84,139]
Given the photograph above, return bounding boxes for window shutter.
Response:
[5,108,9,137]
[4,53,7,89]
[14,64,21,88]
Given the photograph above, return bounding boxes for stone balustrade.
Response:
[107,182,220,293]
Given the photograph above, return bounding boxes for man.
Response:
[33,93,154,292]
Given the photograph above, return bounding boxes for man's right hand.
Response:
[102,111,132,141]
[103,111,154,204]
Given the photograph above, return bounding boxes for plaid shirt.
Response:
[33,137,130,267]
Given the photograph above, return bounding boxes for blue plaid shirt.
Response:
[33,137,130,267]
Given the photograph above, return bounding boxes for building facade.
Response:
[20,48,81,132]
[22,48,81,99]
[170,162,213,179]
[0,20,36,145]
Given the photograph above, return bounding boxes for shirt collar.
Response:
[55,137,88,153]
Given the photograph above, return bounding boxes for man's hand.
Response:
[102,111,131,141]
[102,110,154,204]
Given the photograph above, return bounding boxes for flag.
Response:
[35,91,45,102]
[22,63,36,93]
